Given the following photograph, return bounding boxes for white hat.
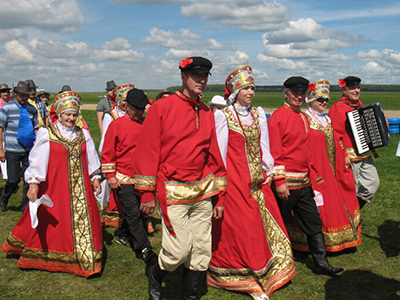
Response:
[208,95,227,106]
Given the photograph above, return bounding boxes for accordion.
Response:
[346,102,391,155]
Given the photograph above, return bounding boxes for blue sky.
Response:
[1,0,399,92]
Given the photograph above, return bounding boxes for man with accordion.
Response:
[329,76,381,217]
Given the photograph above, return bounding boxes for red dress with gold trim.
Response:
[1,126,102,277]
[285,110,362,252]
[207,107,295,297]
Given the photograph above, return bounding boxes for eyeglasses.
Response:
[316,98,329,103]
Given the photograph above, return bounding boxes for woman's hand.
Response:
[344,156,352,169]
[27,184,39,202]
[93,179,102,196]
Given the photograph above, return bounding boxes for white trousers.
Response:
[158,199,212,272]
[352,157,379,203]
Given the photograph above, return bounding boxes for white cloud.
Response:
[3,41,35,64]
[181,1,291,31]
[142,28,226,50]
[28,39,92,58]
[0,29,26,41]
[0,0,85,32]
[101,38,133,51]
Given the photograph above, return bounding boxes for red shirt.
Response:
[268,103,311,189]
[101,114,142,184]
[329,97,369,161]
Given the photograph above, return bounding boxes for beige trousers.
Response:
[158,199,212,272]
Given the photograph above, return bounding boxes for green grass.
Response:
[0,110,399,299]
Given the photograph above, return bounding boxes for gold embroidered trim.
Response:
[48,126,99,272]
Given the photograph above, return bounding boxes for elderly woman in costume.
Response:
[285,80,362,252]
[1,91,103,278]
[207,66,295,300]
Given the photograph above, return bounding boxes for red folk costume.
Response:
[268,103,312,190]
[328,97,370,162]
[207,66,294,298]
[134,91,227,235]
[285,107,362,252]
[100,84,133,228]
[2,92,102,277]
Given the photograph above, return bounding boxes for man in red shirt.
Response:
[134,57,227,300]
[101,88,155,263]
[329,76,379,212]
[268,76,343,276]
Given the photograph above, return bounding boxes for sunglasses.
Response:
[316,98,329,103]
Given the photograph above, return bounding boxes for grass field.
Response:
[0,106,399,299]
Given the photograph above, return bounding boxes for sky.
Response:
[1,0,400,92]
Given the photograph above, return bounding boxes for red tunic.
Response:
[101,114,142,184]
[134,91,227,235]
[207,107,295,297]
[285,114,362,252]
[329,97,370,161]
[267,103,311,189]
[2,127,102,277]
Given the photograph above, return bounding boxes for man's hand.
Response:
[344,156,352,169]
[108,177,120,189]
[213,206,224,219]
[140,199,156,215]
[276,183,290,201]
[27,184,39,202]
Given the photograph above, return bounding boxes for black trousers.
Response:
[274,186,322,236]
[1,151,29,210]
[117,184,151,253]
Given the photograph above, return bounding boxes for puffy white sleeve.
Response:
[258,107,274,175]
[83,129,101,179]
[396,140,400,157]
[214,110,229,168]
[98,113,112,154]
[25,127,50,184]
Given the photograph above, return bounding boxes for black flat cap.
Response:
[179,56,212,75]
[343,76,361,87]
[126,88,150,109]
[284,76,309,91]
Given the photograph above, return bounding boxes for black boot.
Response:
[182,268,205,300]
[307,233,344,276]
[148,262,169,300]
[358,197,367,210]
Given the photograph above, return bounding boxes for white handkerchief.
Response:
[29,194,54,228]
[94,179,110,210]
[313,190,324,207]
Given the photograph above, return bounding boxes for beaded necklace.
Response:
[232,105,261,160]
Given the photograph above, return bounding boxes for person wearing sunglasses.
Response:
[285,80,362,255]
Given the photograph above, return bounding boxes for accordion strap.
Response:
[337,100,363,108]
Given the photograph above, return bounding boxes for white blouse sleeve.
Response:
[98,113,112,154]
[25,127,50,184]
[214,110,229,168]
[258,107,274,174]
[83,129,101,178]
[396,140,400,157]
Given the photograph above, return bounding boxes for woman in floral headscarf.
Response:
[285,80,362,253]
[207,66,295,300]
[2,91,103,278]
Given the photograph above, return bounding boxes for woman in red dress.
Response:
[2,91,103,277]
[207,66,295,300]
[285,80,362,252]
